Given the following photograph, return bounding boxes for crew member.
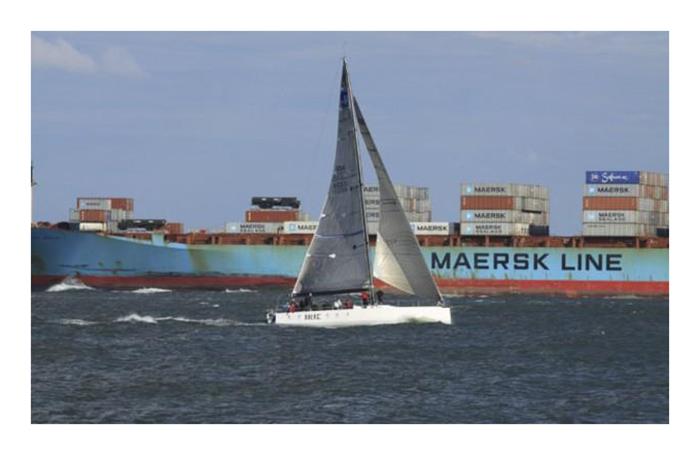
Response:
[376,289,384,305]
[361,291,369,308]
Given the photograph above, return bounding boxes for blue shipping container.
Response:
[586,171,640,184]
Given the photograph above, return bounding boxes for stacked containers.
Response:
[71,197,135,232]
[582,171,669,237]
[460,183,550,236]
[363,184,431,235]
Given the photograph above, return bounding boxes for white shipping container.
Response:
[582,223,653,237]
[405,211,432,222]
[522,197,549,213]
[655,200,669,213]
[109,209,131,221]
[77,198,111,210]
[283,221,319,234]
[410,222,451,236]
[461,210,549,225]
[584,184,668,199]
[582,210,650,224]
[460,222,530,236]
[79,222,106,232]
[461,183,549,199]
[224,222,283,234]
[639,171,668,187]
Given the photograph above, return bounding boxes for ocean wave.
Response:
[224,288,257,293]
[115,313,158,324]
[55,318,98,326]
[46,280,95,293]
[113,314,257,326]
[130,288,172,294]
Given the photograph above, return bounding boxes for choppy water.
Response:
[31,288,668,423]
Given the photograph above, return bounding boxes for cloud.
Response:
[100,46,147,78]
[32,35,97,73]
[32,35,147,78]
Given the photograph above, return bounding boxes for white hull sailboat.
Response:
[267,305,451,328]
[267,59,451,327]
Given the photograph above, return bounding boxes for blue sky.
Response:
[31,32,668,235]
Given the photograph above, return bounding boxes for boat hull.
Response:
[270,305,452,327]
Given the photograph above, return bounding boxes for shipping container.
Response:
[77,198,111,210]
[461,210,549,225]
[461,183,548,199]
[245,209,299,223]
[283,221,320,234]
[410,222,451,236]
[461,196,549,212]
[583,184,667,199]
[109,209,132,221]
[109,198,134,211]
[581,210,659,224]
[582,223,653,237]
[582,197,656,211]
[585,171,668,186]
[522,198,549,213]
[461,196,516,210]
[655,200,669,213]
[79,209,110,222]
[225,222,284,234]
[79,222,106,232]
[164,223,184,234]
[460,222,531,236]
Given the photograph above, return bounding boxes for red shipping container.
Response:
[246,209,299,222]
[583,197,638,210]
[110,198,134,211]
[165,222,184,234]
[461,196,515,210]
[79,209,110,222]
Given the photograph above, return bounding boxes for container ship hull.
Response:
[31,228,668,296]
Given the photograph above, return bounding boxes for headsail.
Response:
[292,61,372,297]
[353,97,443,302]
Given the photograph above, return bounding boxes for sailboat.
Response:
[266,59,451,327]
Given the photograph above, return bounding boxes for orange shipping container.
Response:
[164,222,184,234]
[110,198,134,211]
[79,209,110,222]
[461,196,515,210]
[246,209,300,223]
[583,197,638,210]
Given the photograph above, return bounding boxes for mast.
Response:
[344,58,375,304]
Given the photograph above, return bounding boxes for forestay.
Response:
[292,61,372,296]
[353,97,443,302]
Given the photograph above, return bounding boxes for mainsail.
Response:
[353,97,443,302]
[292,61,372,297]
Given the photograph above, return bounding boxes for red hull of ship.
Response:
[31,275,668,296]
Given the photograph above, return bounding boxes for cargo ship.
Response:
[31,226,668,295]
[31,171,669,296]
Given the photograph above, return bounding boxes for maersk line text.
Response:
[431,252,623,271]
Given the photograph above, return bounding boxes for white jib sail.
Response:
[353,96,443,302]
[292,61,372,296]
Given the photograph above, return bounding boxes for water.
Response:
[31,288,668,423]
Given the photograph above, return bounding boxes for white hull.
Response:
[269,304,451,327]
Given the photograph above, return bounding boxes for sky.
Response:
[31,31,668,235]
